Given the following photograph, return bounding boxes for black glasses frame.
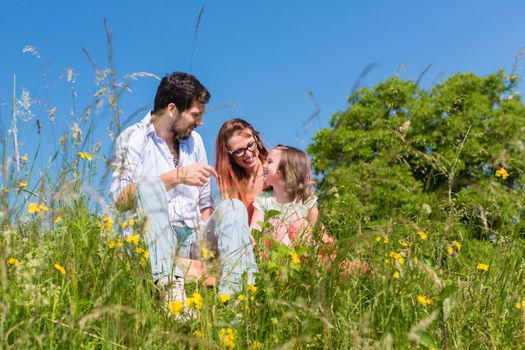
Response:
[229,140,258,158]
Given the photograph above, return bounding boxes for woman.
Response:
[215,118,268,221]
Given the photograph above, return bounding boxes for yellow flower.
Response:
[289,252,301,264]
[417,295,432,305]
[116,241,123,248]
[400,240,411,248]
[376,235,389,244]
[219,328,236,350]
[108,241,117,249]
[125,234,140,245]
[250,340,262,349]
[18,181,28,189]
[393,271,400,279]
[28,203,38,213]
[417,230,428,240]
[219,293,231,303]
[248,283,257,293]
[53,263,66,276]
[389,252,405,265]
[495,167,509,180]
[447,245,454,255]
[54,216,63,223]
[168,300,184,315]
[21,154,28,163]
[193,330,202,337]
[7,257,21,266]
[102,216,113,229]
[77,152,93,161]
[133,247,149,260]
[121,219,136,228]
[516,299,525,309]
[201,247,215,259]
[237,294,246,301]
[452,240,462,251]
[186,292,203,309]
[477,262,489,272]
[28,202,49,214]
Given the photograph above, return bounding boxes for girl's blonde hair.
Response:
[273,145,314,203]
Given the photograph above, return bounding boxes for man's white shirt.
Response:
[109,112,213,227]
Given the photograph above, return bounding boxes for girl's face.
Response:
[263,149,283,186]
[227,130,260,170]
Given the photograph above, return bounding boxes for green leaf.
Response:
[265,209,281,220]
[436,285,458,304]
[419,331,436,348]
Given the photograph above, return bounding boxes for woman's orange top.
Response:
[246,200,255,224]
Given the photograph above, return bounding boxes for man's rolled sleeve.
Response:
[109,129,146,203]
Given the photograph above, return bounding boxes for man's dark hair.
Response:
[153,72,210,113]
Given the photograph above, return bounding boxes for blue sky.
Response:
[1,1,525,196]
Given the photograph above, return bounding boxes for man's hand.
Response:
[161,163,218,189]
[180,163,218,186]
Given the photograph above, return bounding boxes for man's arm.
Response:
[110,129,145,211]
[114,164,216,212]
[200,206,213,221]
[115,183,137,211]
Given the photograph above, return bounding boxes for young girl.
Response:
[250,145,368,273]
[249,145,321,248]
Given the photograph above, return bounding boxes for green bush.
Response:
[309,71,525,240]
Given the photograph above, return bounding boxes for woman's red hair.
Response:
[215,119,268,206]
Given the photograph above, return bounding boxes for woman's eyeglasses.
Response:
[229,141,258,158]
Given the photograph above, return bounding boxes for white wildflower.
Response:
[125,72,161,81]
[66,68,77,83]
[16,88,34,121]
[22,45,41,58]
[70,123,82,146]
[48,107,56,122]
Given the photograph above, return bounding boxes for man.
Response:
[109,72,258,312]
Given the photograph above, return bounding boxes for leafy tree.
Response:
[309,71,525,240]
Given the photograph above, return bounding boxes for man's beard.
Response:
[177,133,191,141]
[174,125,195,141]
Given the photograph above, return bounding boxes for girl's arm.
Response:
[249,208,265,247]
[249,208,265,232]
[307,204,319,227]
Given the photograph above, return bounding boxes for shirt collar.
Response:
[141,111,192,146]
[141,112,157,137]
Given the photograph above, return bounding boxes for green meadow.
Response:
[2,47,525,349]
